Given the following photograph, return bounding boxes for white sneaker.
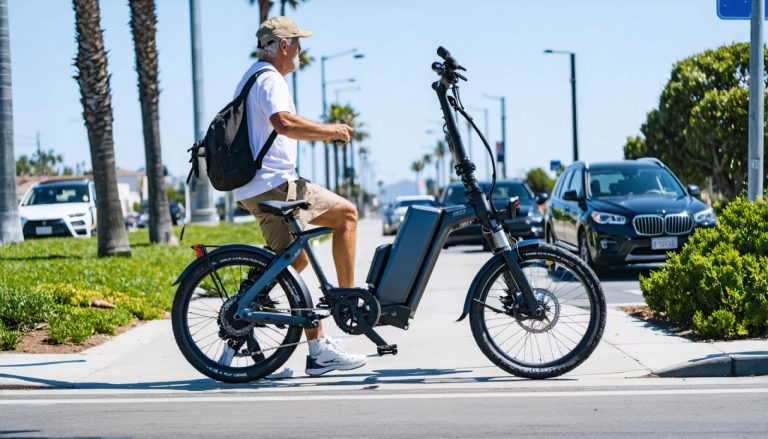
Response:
[305,338,367,376]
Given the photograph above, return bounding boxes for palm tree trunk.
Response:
[334,144,340,193]
[342,142,348,197]
[73,0,131,257]
[0,0,22,243]
[129,0,177,245]
[259,0,272,23]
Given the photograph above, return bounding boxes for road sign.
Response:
[550,160,562,172]
[718,0,768,19]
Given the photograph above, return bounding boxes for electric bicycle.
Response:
[171,47,606,383]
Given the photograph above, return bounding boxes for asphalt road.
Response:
[1,386,766,438]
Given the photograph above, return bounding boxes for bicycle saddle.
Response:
[257,199,311,216]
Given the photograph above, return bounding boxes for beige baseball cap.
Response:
[256,16,314,48]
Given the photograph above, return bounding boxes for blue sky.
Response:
[7,0,752,187]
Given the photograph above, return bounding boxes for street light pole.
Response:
[484,94,507,178]
[468,106,490,180]
[748,0,765,201]
[188,0,218,224]
[544,49,579,162]
[321,49,363,189]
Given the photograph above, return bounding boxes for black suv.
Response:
[441,179,546,250]
[544,158,716,270]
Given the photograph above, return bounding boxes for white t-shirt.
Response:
[232,61,298,202]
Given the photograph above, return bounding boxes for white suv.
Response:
[19,179,97,238]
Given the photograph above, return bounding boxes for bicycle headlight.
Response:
[590,211,627,225]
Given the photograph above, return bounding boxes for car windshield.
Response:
[444,183,532,206]
[395,199,437,208]
[588,168,686,198]
[22,185,90,206]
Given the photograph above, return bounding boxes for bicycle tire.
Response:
[171,249,307,383]
[469,243,606,379]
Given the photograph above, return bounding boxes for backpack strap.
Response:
[236,66,274,104]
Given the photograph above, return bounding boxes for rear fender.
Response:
[172,244,314,308]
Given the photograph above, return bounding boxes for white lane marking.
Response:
[626,289,643,296]
[1,388,766,405]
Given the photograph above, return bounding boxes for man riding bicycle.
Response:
[233,16,366,376]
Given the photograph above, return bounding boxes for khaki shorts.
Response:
[238,178,345,251]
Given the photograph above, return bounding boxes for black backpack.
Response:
[187,68,278,191]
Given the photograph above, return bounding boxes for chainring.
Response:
[330,289,381,335]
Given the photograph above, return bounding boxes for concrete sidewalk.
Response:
[1,219,766,391]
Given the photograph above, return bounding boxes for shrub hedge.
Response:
[0,223,264,349]
[641,197,768,339]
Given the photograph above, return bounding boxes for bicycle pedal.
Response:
[377,344,398,356]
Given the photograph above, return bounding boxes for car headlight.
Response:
[694,207,715,223]
[590,211,627,225]
[527,209,544,222]
[20,216,27,227]
[68,212,86,218]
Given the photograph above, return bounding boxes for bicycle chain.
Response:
[235,306,331,357]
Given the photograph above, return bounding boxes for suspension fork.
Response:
[433,81,542,317]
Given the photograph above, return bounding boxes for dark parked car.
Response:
[440,180,546,250]
[382,195,439,235]
[544,158,716,271]
[138,200,186,227]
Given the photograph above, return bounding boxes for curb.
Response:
[653,354,768,378]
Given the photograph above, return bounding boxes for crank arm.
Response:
[356,319,398,356]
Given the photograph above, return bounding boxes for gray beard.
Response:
[292,53,300,70]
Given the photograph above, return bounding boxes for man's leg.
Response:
[307,200,357,288]
[291,199,357,340]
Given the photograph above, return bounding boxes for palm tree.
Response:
[411,160,425,194]
[326,104,362,195]
[73,0,131,257]
[0,0,22,243]
[421,153,432,195]
[129,0,177,245]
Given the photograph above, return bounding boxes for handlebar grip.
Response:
[437,46,450,60]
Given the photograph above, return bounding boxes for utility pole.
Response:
[748,0,765,201]
[544,49,580,162]
[188,0,218,224]
[484,94,507,178]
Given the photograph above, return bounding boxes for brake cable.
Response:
[446,85,500,221]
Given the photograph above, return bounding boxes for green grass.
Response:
[0,223,265,349]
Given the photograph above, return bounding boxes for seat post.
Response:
[287,215,303,234]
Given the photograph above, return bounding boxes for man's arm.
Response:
[270,112,353,143]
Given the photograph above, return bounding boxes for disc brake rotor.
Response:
[514,288,560,333]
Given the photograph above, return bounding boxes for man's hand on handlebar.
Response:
[328,123,353,144]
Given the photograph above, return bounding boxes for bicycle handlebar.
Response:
[436,46,465,72]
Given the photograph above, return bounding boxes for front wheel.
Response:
[469,244,606,379]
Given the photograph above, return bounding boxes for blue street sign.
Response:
[550,160,561,172]
[718,0,768,20]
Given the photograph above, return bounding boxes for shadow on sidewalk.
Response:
[1,366,575,391]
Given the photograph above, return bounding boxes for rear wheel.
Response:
[469,244,606,379]
[171,250,307,383]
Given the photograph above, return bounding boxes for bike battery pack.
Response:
[375,206,442,306]
[366,243,392,290]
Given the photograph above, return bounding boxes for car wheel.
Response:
[579,232,603,275]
